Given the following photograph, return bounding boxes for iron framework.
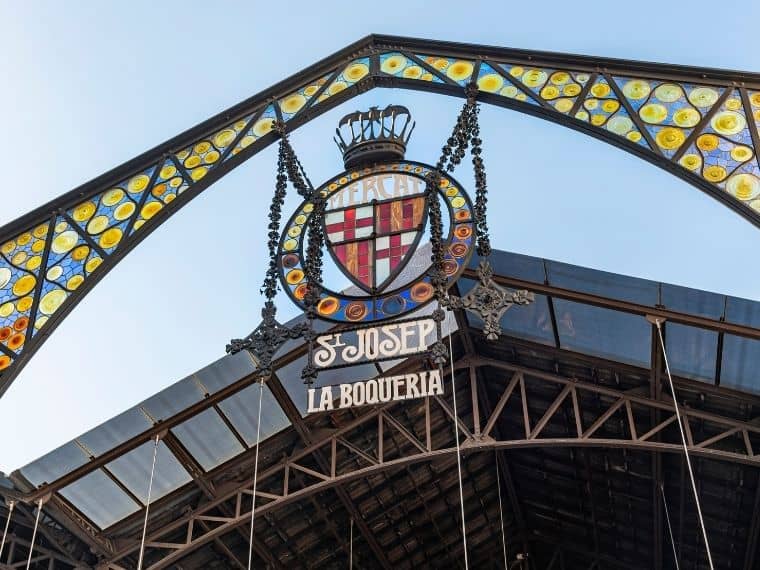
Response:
[2,35,760,394]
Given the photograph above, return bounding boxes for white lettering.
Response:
[428,369,443,396]
[340,384,352,408]
[353,382,365,406]
[406,373,420,398]
[392,375,404,400]
[307,388,318,414]
[319,387,334,411]
[366,379,379,404]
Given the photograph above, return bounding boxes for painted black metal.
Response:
[3,34,760,395]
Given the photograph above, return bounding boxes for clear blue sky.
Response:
[1,0,760,472]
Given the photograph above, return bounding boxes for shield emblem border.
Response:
[323,193,429,295]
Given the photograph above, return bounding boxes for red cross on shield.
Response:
[324,195,427,293]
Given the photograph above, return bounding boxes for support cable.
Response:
[247,378,265,570]
[137,435,160,570]
[660,483,680,570]
[655,320,714,570]
[448,333,469,569]
[25,499,42,570]
[495,453,509,569]
[349,517,354,570]
[0,500,13,562]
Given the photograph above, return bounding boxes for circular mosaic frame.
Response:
[277,160,475,323]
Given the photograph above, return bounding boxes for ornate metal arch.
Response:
[2,34,760,394]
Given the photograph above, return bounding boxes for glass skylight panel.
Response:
[725,296,760,328]
[478,250,545,283]
[140,375,205,420]
[171,409,245,471]
[546,261,658,306]
[665,323,718,382]
[719,335,760,394]
[661,284,725,319]
[194,351,257,394]
[77,407,152,457]
[106,440,191,503]
[20,442,89,487]
[59,469,141,529]
[218,383,290,447]
[553,299,650,367]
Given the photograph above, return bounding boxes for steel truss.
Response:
[3,35,760,395]
[97,357,760,569]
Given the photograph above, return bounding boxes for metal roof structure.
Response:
[4,248,760,569]
[3,35,760,396]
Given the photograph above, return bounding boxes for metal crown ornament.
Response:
[334,105,415,168]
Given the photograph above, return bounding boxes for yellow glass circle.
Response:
[432,58,450,71]
[711,111,746,136]
[176,150,190,160]
[688,87,719,108]
[731,146,753,162]
[607,116,633,135]
[516,93,527,101]
[191,166,208,181]
[169,177,183,188]
[194,141,211,154]
[303,203,314,213]
[500,85,519,98]
[31,240,45,253]
[204,150,220,164]
[213,129,236,149]
[17,296,32,312]
[133,220,145,231]
[750,93,760,107]
[563,84,581,97]
[114,201,136,221]
[73,201,96,222]
[25,256,41,271]
[477,73,504,93]
[141,201,163,220]
[697,134,719,151]
[0,268,10,288]
[655,127,685,150]
[590,83,610,98]
[673,108,700,128]
[554,98,574,113]
[67,275,84,290]
[46,266,63,281]
[726,98,742,111]
[303,85,319,96]
[421,72,433,81]
[328,81,348,95]
[163,193,175,204]
[679,154,702,171]
[286,269,305,285]
[654,83,682,102]
[622,80,651,100]
[127,174,150,193]
[281,94,307,115]
[447,61,474,82]
[550,72,569,85]
[445,187,459,197]
[602,100,619,113]
[727,173,760,200]
[575,110,589,121]
[33,316,48,330]
[509,66,524,77]
[584,99,599,110]
[288,226,302,237]
[12,275,36,297]
[17,233,31,246]
[703,164,727,182]
[11,252,27,266]
[283,239,297,251]
[1,241,14,255]
[184,155,201,169]
[345,62,369,82]
[640,103,668,124]
[591,114,606,126]
[294,214,307,225]
[160,164,177,179]
[33,224,48,238]
[402,66,423,79]
[381,55,407,74]
[87,215,109,235]
[0,303,13,318]
[52,231,78,254]
[54,221,68,233]
[253,117,275,137]
[522,69,547,88]
[451,196,466,208]
[85,257,102,273]
[72,245,89,262]
[102,188,125,206]
[39,289,67,316]
[99,228,123,249]
[240,135,255,148]
[540,85,559,100]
